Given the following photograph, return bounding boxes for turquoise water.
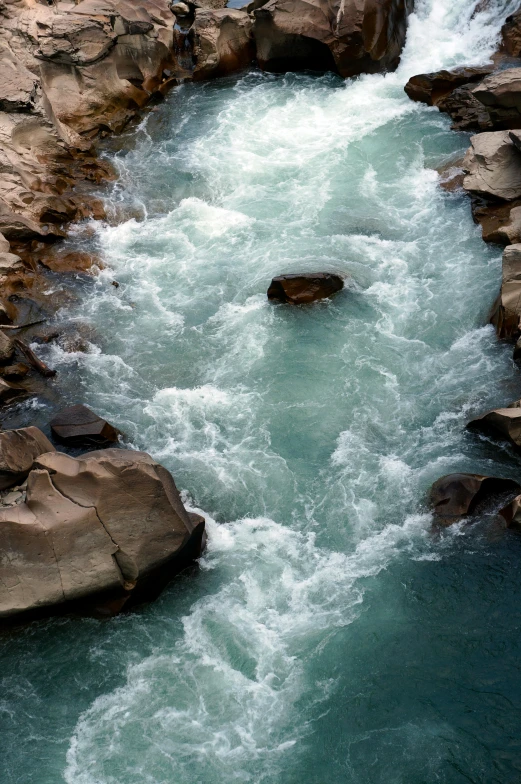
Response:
[3,1,521,782]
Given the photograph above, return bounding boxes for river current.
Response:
[3,1,521,782]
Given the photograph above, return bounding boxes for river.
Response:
[3,0,521,782]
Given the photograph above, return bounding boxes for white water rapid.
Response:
[3,1,521,783]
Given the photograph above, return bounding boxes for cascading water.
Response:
[3,1,521,782]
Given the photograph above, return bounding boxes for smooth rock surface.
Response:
[502,9,521,57]
[50,404,120,446]
[192,9,254,80]
[254,0,414,78]
[467,398,521,450]
[472,67,521,128]
[0,448,206,620]
[430,473,520,526]
[0,426,55,491]
[463,131,521,201]
[267,272,344,304]
[490,243,521,338]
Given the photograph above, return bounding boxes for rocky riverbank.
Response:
[0,0,417,623]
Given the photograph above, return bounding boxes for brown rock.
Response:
[498,493,521,531]
[467,399,521,450]
[0,363,30,380]
[502,10,521,58]
[0,56,39,113]
[267,272,344,304]
[254,0,414,78]
[404,67,492,106]
[192,9,254,80]
[50,404,120,446]
[490,244,521,339]
[470,196,521,244]
[463,131,521,201]
[0,448,205,620]
[430,473,520,526]
[0,379,26,406]
[0,332,14,364]
[0,426,55,491]
[437,84,494,132]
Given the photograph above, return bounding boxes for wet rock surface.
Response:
[467,398,521,451]
[430,473,521,526]
[267,273,344,304]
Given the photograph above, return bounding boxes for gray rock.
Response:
[463,131,521,201]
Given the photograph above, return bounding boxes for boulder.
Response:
[0,448,206,620]
[498,493,521,532]
[267,272,344,304]
[50,404,120,446]
[502,10,521,58]
[192,9,254,80]
[0,426,55,490]
[404,67,492,106]
[490,243,521,339]
[430,472,520,526]
[467,398,521,450]
[462,131,521,201]
[472,68,521,129]
[253,0,414,78]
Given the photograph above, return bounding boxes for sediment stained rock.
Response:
[463,130,521,201]
[192,8,254,80]
[490,243,521,339]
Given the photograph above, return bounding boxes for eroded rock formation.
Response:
[0,446,205,621]
[254,0,414,77]
[467,398,521,451]
[430,473,520,526]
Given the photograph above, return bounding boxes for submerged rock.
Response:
[463,131,521,201]
[253,0,414,77]
[0,448,206,621]
[0,426,55,491]
[267,273,344,304]
[467,399,521,450]
[50,404,120,447]
[430,473,520,526]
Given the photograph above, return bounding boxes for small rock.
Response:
[171,1,190,14]
[430,473,520,526]
[2,490,23,505]
[0,332,14,364]
[50,404,120,447]
[267,272,344,304]
[0,363,30,380]
[0,379,25,406]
